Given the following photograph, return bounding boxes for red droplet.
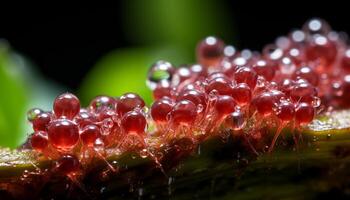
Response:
[30,131,48,152]
[151,97,174,123]
[215,95,236,117]
[170,100,197,126]
[33,112,52,131]
[80,124,101,147]
[56,154,81,175]
[53,93,80,119]
[48,119,79,151]
[196,36,225,67]
[121,110,147,135]
[117,93,145,116]
[234,66,258,89]
[231,83,252,106]
[295,102,315,125]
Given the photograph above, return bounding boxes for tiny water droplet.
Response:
[147,60,174,90]
[27,108,43,122]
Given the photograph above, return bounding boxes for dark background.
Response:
[0,2,348,89]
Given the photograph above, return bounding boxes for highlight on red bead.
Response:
[80,124,101,147]
[196,36,225,67]
[48,119,79,151]
[30,131,49,152]
[121,110,147,135]
[231,83,252,106]
[56,154,81,175]
[295,102,315,125]
[117,93,145,116]
[234,66,258,89]
[32,112,52,131]
[215,95,236,117]
[53,93,80,119]
[169,100,197,126]
[151,97,174,123]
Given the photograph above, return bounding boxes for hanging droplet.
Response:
[147,60,175,90]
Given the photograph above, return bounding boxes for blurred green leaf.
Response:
[122,0,234,55]
[79,47,190,105]
[0,42,27,148]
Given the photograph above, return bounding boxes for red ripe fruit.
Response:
[275,101,295,122]
[117,93,145,116]
[48,119,79,151]
[215,95,236,117]
[150,98,174,123]
[32,112,52,131]
[253,92,275,116]
[295,102,315,125]
[231,83,252,106]
[293,66,318,86]
[234,66,258,89]
[56,155,81,175]
[252,60,276,81]
[30,131,48,152]
[89,96,116,113]
[206,77,233,96]
[121,110,147,135]
[196,36,225,67]
[53,93,80,119]
[80,125,101,147]
[170,100,197,125]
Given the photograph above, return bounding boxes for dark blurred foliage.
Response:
[0,1,349,90]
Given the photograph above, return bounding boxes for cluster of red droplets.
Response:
[27,92,149,176]
[26,19,350,176]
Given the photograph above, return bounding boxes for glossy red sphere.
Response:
[56,155,81,175]
[252,60,276,81]
[150,98,174,123]
[234,66,258,89]
[215,95,236,117]
[32,112,52,131]
[196,36,225,67]
[170,100,197,125]
[295,102,315,125]
[53,93,80,119]
[30,131,48,152]
[231,83,252,106]
[305,35,337,67]
[48,119,79,151]
[80,124,101,147]
[206,77,233,96]
[121,110,147,135]
[293,66,318,86]
[117,93,145,116]
[74,110,96,128]
[177,89,207,108]
[275,101,295,122]
[253,92,275,116]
